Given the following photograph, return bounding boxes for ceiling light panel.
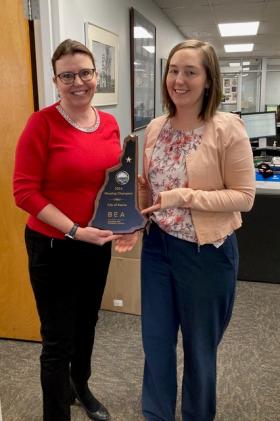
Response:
[218,22,259,37]
[224,44,254,52]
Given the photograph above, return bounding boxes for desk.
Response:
[253,146,280,156]
[256,173,280,194]
[236,193,280,284]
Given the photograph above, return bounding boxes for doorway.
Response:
[0,0,40,340]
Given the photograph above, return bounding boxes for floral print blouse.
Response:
[149,119,204,243]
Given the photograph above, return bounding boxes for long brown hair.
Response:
[162,39,222,120]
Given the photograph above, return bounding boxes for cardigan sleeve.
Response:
[160,118,256,213]
[138,124,153,210]
[13,112,51,216]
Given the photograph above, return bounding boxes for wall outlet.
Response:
[113,299,124,307]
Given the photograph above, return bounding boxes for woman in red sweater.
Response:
[13,39,121,421]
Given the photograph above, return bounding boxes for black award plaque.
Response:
[89,135,146,234]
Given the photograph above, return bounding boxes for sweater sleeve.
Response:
[13,112,51,216]
[138,125,152,210]
[160,118,256,213]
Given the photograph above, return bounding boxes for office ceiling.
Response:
[153,0,280,58]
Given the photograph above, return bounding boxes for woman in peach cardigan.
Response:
[117,39,255,421]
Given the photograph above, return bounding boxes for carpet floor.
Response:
[0,280,279,421]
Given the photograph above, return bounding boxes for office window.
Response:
[265,72,280,110]
[219,57,280,114]
[267,58,280,71]
[241,72,261,113]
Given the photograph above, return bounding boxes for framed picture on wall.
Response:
[222,76,238,104]
[224,78,231,88]
[85,22,119,106]
[130,8,156,131]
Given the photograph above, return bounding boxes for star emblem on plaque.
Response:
[89,135,146,233]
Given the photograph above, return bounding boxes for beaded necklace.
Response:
[56,104,100,133]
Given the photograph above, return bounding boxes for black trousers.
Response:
[25,226,111,421]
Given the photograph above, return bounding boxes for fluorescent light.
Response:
[143,45,155,53]
[242,74,248,77]
[229,62,241,67]
[134,26,153,38]
[243,67,250,71]
[243,61,250,66]
[218,22,259,37]
[224,44,254,52]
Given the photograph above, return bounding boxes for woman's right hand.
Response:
[75,226,119,245]
[114,232,139,253]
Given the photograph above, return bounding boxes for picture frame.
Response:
[224,78,231,88]
[130,8,156,131]
[222,76,238,104]
[85,22,119,106]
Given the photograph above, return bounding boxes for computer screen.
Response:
[241,112,276,139]
[265,104,278,113]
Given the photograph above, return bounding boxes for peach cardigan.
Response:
[139,112,256,245]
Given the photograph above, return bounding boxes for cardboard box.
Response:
[102,257,141,315]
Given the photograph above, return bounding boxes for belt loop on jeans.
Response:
[50,238,54,248]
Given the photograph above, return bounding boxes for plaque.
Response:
[89,135,146,233]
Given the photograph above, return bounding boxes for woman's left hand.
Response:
[114,231,139,253]
[141,203,160,215]
[141,194,161,215]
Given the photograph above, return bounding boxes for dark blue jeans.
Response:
[25,226,111,421]
[141,222,238,421]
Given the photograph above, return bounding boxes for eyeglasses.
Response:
[56,68,96,84]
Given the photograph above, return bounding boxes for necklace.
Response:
[56,104,100,133]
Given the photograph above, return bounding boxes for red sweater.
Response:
[13,103,121,239]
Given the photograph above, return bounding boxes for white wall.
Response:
[38,0,184,148]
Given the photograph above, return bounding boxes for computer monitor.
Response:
[265,104,278,113]
[241,112,277,146]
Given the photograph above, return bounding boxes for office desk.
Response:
[252,146,280,157]
[236,193,280,284]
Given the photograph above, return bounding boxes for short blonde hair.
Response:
[162,39,222,120]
